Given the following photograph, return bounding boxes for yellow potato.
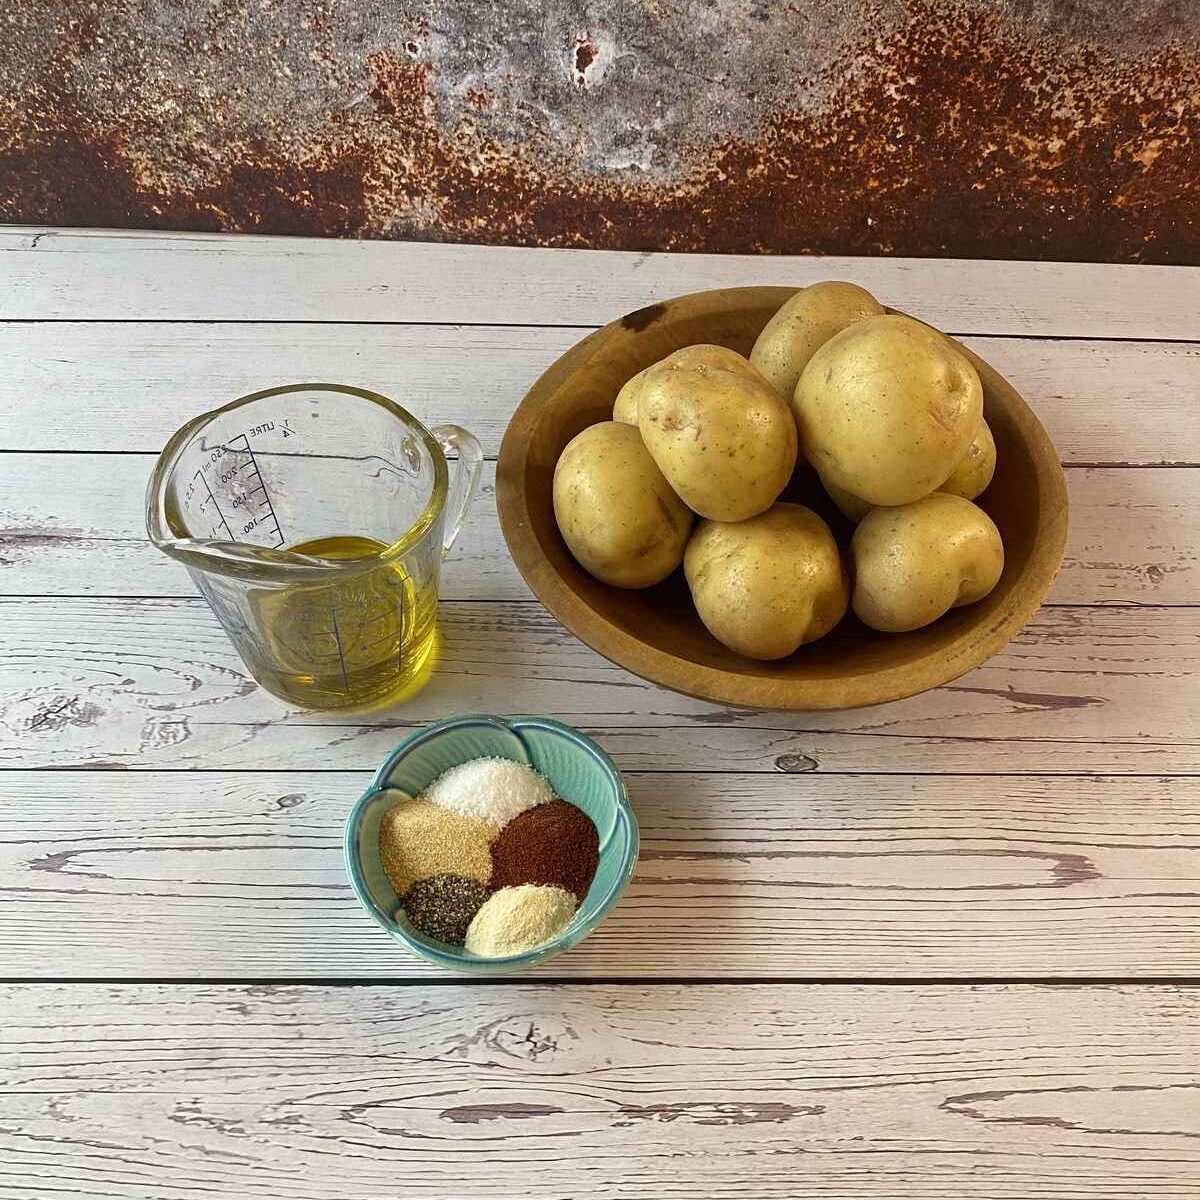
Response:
[794,314,983,506]
[638,355,797,521]
[851,493,1004,633]
[614,344,765,425]
[750,281,884,398]
[824,420,995,523]
[684,503,848,659]
[820,475,874,523]
[612,367,649,425]
[938,419,996,500]
[553,421,693,588]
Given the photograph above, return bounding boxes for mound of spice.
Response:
[424,757,552,826]
[489,798,599,901]
[376,755,604,958]
[403,874,489,944]
[378,795,496,897]
[465,884,577,957]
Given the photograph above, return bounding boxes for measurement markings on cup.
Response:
[218,432,285,548]
[186,430,287,546]
[192,466,235,540]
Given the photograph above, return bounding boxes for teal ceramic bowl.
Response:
[344,714,639,972]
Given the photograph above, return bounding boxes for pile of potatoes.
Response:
[551,282,1005,660]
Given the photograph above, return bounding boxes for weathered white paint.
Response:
[3,772,1198,978]
[5,227,1199,337]
[3,983,1197,1197]
[2,321,1196,461]
[1,599,1195,773]
[1,455,1195,604]
[3,229,1199,1198]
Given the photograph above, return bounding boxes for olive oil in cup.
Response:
[147,384,483,710]
[247,535,437,708]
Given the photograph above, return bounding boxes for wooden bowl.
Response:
[497,287,1068,711]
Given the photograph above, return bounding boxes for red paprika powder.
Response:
[488,798,599,901]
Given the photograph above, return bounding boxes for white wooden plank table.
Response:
[1,227,1198,1197]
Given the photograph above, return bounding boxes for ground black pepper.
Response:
[403,874,489,944]
[488,799,599,901]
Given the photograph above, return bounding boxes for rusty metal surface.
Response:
[1,0,1197,262]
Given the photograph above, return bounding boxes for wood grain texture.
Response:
[0,457,524,602]
[3,983,1198,1197]
[4,230,1198,1198]
[3,455,1194,605]
[3,320,1197,462]
[1,598,1195,773]
[5,228,1200,338]
[4,772,1199,978]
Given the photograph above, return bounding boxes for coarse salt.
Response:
[421,756,553,828]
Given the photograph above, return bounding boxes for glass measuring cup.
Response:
[146,383,483,709]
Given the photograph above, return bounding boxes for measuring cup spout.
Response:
[145,528,335,577]
[144,427,337,578]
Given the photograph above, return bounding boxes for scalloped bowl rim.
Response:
[343,714,639,972]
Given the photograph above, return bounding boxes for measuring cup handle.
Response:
[431,424,484,558]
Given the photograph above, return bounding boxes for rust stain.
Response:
[573,37,599,88]
[0,1,1196,261]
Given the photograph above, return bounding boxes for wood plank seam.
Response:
[4,316,1200,346]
